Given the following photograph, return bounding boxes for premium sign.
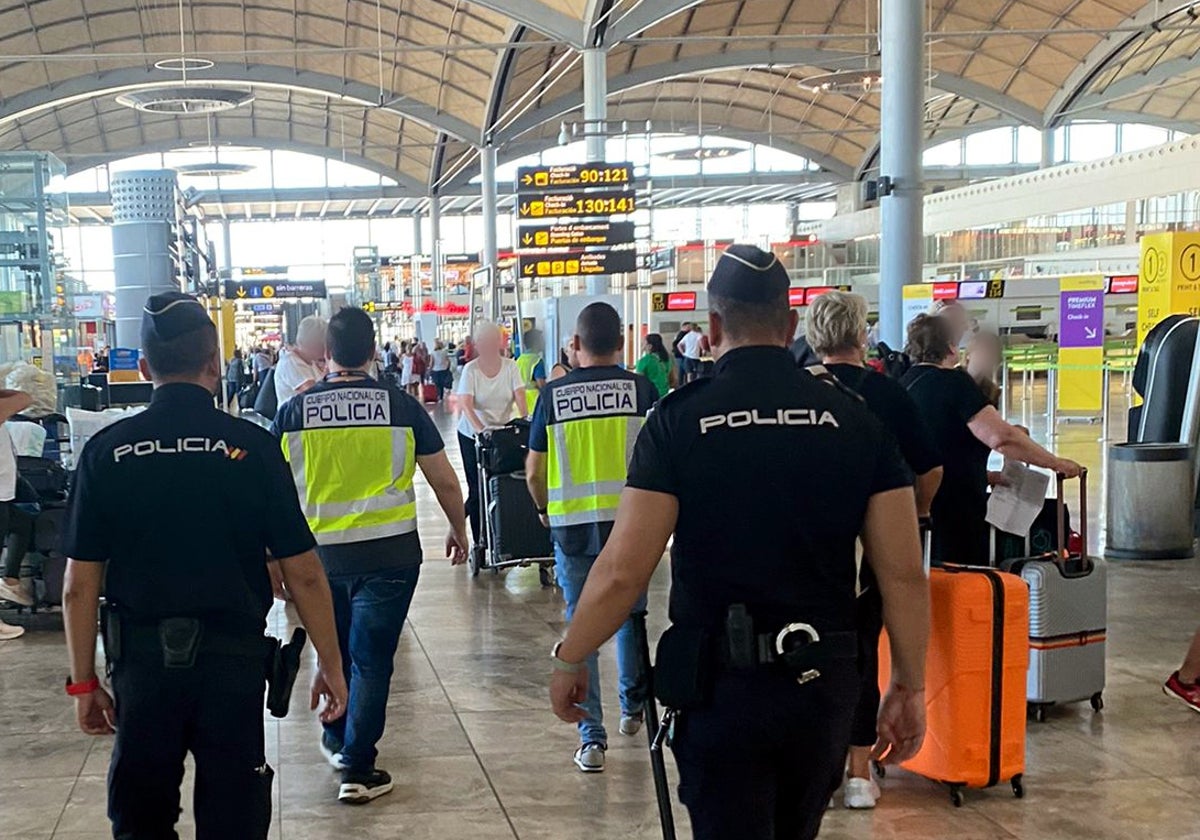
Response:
[517,221,636,250]
[1058,275,1106,412]
[518,250,638,278]
[517,190,637,219]
[516,162,635,191]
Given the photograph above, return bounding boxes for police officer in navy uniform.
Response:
[61,292,349,840]
[548,246,931,840]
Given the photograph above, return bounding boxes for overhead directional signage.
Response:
[517,221,636,250]
[225,280,327,300]
[516,162,634,191]
[250,303,278,314]
[517,190,637,220]
[518,250,638,278]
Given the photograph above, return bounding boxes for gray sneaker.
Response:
[619,713,644,736]
[573,742,606,773]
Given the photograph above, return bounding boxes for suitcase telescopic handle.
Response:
[1055,467,1088,563]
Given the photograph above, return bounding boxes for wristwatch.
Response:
[65,675,100,697]
[536,506,548,516]
[551,641,583,674]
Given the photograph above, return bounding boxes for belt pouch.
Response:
[159,618,203,669]
[653,624,715,711]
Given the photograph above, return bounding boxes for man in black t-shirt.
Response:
[62,293,347,840]
[547,246,931,840]
[273,307,468,804]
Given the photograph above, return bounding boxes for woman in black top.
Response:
[806,291,944,809]
[900,314,1082,568]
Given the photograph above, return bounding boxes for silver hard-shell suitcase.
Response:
[1001,470,1106,721]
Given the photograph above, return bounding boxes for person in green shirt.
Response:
[635,333,674,398]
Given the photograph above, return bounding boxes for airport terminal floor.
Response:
[2,394,1199,840]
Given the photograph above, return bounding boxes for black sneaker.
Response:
[338,768,394,804]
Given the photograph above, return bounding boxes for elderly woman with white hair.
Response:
[806,291,945,810]
[455,321,527,544]
[275,314,328,407]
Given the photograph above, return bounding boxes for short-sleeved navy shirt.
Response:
[62,383,316,634]
[529,365,659,556]
[272,377,445,575]
[824,364,942,476]
[625,346,913,632]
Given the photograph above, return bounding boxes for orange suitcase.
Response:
[879,565,1029,806]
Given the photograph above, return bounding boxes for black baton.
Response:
[632,610,677,840]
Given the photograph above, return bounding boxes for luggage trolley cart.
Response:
[468,420,555,585]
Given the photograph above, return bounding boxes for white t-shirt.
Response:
[456,358,524,438]
[431,349,451,371]
[0,425,16,502]
[274,349,322,407]
[679,331,704,359]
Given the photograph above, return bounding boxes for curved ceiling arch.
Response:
[0,64,479,143]
[495,46,1043,144]
[65,140,428,194]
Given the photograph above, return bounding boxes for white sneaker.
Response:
[573,742,606,773]
[843,776,881,809]
[0,620,25,641]
[0,580,32,607]
[319,732,349,771]
[619,713,644,736]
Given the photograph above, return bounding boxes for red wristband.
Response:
[65,676,100,697]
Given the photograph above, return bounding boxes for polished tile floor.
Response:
[3,388,1199,840]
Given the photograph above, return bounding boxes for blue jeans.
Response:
[323,566,421,772]
[555,546,648,746]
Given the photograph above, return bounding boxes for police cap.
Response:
[141,292,211,344]
[707,244,789,305]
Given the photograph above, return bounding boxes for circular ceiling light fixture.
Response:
[174,161,255,178]
[799,69,884,95]
[153,57,215,72]
[657,145,747,161]
[116,85,255,114]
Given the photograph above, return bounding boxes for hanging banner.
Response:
[1057,275,1105,413]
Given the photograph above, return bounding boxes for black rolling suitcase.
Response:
[486,473,552,561]
[479,420,531,475]
[17,456,69,502]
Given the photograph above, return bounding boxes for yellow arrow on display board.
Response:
[521,174,534,186]
[522,233,533,246]
[235,286,247,298]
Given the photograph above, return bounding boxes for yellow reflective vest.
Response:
[275,379,418,545]
[538,366,656,529]
[516,351,543,415]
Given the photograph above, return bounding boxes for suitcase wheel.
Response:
[538,566,555,588]
[468,545,483,578]
[1090,692,1104,713]
[1029,702,1049,723]
[1011,775,1024,799]
[949,785,964,808]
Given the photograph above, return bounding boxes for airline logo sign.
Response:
[517,221,635,250]
[519,250,638,278]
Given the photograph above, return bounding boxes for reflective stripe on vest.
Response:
[282,425,417,545]
[545,414,642,528]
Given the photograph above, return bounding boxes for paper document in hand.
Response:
[986,459,1051,536]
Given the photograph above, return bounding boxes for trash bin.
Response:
[1106,443,1195,560]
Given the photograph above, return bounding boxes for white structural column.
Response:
[481,143,500,320]
[1041,129,1056,169]
[430,195,443,305]
[583,47,608,296]
[877,0,925,348]
[412,210,423,255]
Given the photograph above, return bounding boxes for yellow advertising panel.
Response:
[1056,349,1103,411]
[902,284,933,335]
[1138,232,1200,347]
[1057,275,1105,413]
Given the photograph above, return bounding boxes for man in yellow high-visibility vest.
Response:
[273,306,469,805]
[525,303,658,773]
[515,328,546,415]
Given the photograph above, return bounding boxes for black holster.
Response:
[653,624,715,711]
[159,618,204,669]
[100,602,121,671]
[265,628,307,718]
[251,763,274,838]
